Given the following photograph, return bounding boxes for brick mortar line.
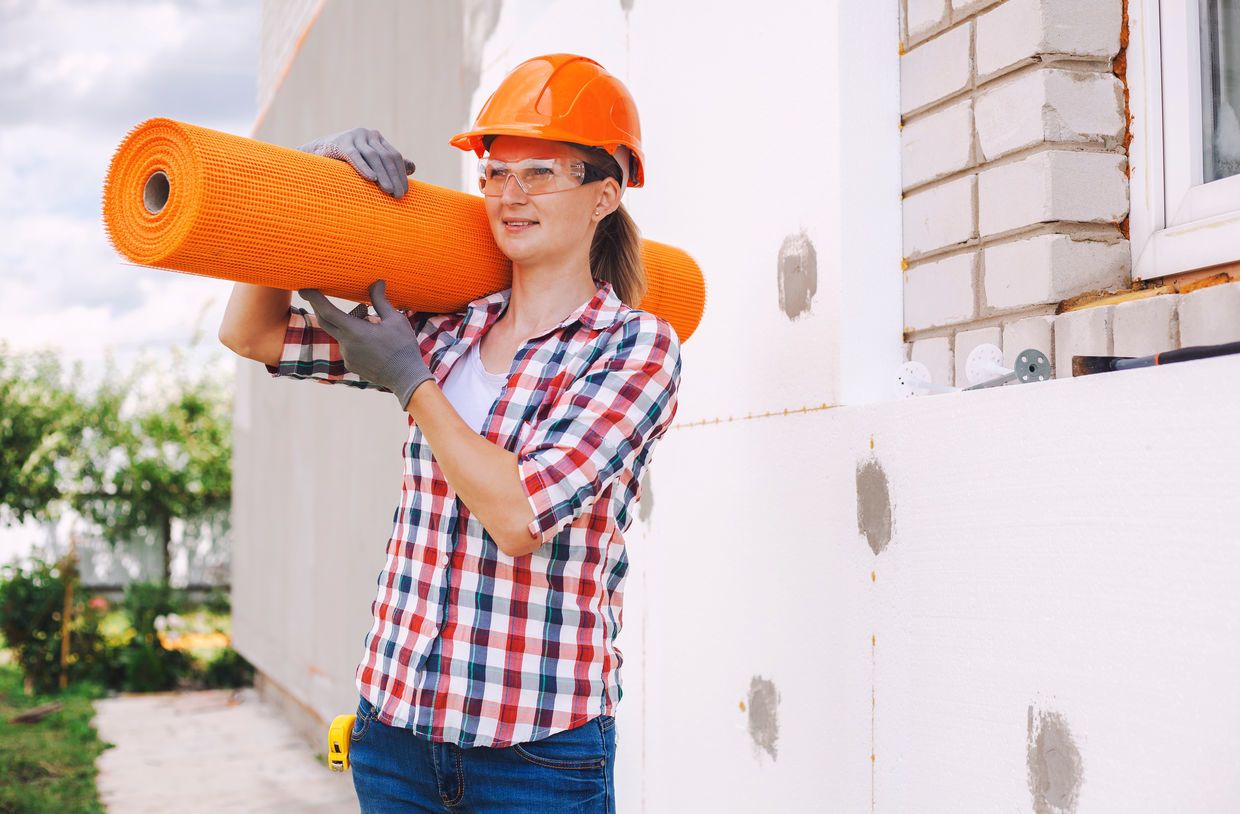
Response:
[900,139,1127,200]
[974,52,1117,90]
[905,270,1240,344]
[904,221,1126,269]
[905,303,1061,342]
[901,8,972,54]
[902,0,1013,52]
[901,56,1114,123]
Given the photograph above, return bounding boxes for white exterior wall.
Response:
[233,0,478,747]
[233,1,1240,811]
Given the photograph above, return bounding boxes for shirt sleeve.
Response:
[515,313,682,547]
[263,305,429,392]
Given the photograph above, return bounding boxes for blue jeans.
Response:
[349,694,617,813]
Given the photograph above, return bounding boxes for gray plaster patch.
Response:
[856,457,894,555]
[777,231,817,319]
[637,465,654,523]
[1027,705,1084,814]
[746,675,780,761]
[620,0,635,10]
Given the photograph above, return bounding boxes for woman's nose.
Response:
[500,173,528,203]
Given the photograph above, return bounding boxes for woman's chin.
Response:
[498,239,543,265]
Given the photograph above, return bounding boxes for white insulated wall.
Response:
[235,1,1240,811]
[645,355,1240,813]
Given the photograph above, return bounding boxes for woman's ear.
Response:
[593,178,623,221]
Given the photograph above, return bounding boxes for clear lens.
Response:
[477,156,587,196]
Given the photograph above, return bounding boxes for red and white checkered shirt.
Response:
[264,278,682,748]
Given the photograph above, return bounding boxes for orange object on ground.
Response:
[450,53,645,187]
[102,118,705,342]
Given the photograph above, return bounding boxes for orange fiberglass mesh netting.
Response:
[102,117,706,343]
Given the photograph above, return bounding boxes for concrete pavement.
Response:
[93,687,360,813]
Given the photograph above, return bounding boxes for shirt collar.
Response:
[464,277,626,338]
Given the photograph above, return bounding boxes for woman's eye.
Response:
[531,167,553,176]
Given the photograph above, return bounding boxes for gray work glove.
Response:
[297,127,415,199]
[298,280,434,410]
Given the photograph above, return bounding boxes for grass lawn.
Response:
[0,651,111,814]
[0,599,241,812]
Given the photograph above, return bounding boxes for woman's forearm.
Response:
[405,381,539,557]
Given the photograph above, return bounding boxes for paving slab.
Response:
[94,687,359,814]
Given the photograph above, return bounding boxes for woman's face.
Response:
[483,135,621,267]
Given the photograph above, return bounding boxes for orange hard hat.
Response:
[449,53,645,188]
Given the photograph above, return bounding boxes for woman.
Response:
[218,53,680,812]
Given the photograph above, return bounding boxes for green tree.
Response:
[0,344,88,528]
[74,344,233,585]
[0,335,233,584]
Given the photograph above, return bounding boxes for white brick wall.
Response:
[901,22,972,113]
[904,252,976,330]
[1177,282,1240,346]
[952,0,1004,17]
[974,68,1125,161]
[1053,304,1114,378]
[894,0,1217,391]
[910,335,954,385]
[903,174,977,256]
[975,0,1121,81]
[907,0,951,42]
[977,150,1127,236]
[1112,294,1180,357]
[901,98,974,189]
[1001,314,1054,369]
[982,234,1129,311]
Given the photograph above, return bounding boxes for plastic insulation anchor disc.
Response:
[1012,349,1052,382]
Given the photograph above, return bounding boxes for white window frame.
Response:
[1130,0,1240,281]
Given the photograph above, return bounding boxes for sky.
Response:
[0,0,260,563]
[0,0,260,392]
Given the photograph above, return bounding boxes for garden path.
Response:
[93,687,359,813]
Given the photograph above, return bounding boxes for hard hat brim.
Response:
[448,125,644,188]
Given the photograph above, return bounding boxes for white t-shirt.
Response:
[441,336,508,433]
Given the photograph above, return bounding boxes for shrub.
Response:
[115,581,200,692]
[202,587,231,615]
[202,647,254,689]
[120,640,192,693]
[0,560,212,694]
[0,555,113,694]
[121,580,179,645]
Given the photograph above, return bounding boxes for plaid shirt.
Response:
[264,278,681,748]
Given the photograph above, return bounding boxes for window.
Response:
[1200,1,1240,183]
[1129,0,1240,279]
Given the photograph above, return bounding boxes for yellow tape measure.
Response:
[327,714,356,771]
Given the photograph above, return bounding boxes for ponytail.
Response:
[589,201,646,307]
[574,143,647,307]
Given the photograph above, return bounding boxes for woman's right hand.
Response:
[297,127,415,199]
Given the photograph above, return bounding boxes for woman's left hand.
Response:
[297,280,434,410]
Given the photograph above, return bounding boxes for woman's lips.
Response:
[503,220,538,233]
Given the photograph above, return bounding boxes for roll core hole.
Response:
[144,171,170,214]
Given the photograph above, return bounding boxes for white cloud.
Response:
[0,0,259,386]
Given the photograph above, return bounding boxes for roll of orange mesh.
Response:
[102,117,706,342]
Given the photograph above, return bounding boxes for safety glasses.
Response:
[476,156,610,197]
